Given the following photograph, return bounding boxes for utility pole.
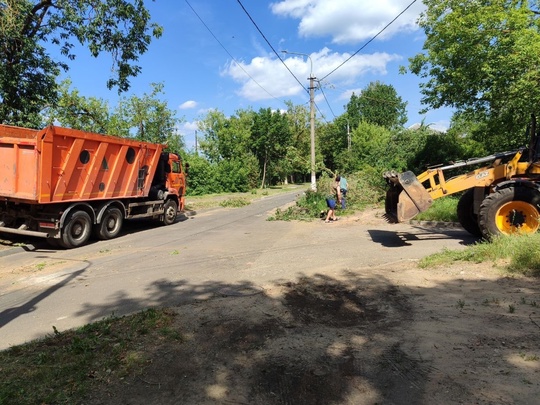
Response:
[308,73,316,191]
[346,118,351,151]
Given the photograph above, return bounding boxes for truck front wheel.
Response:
[163,199,178,225]
[96,207,123,240]
[478,187,540,239]
[62,210,92,248]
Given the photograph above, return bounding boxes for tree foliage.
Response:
[409,0,540,149]
[251,108,292,187]
[47,81,185,154]
[45,79,111,133]
[0,0,162,127]
[345,81,408,130]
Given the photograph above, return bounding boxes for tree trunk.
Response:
[260,151,268,189]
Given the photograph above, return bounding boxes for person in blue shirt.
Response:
[339,176,348,209]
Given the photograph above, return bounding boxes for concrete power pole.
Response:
[309,74,317,191]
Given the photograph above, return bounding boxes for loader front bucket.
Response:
[383,171,433,223]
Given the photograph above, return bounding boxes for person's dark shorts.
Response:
[326,198,336,209]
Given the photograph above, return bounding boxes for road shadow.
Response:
[4,267,540,404]
[0,266,88,328]
[368,226,480,247]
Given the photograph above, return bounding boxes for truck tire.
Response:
[62,210,92,248]
[456,189,482,236]
[163,199,178,225]
[96,207,123,240]
[478,187,540,239]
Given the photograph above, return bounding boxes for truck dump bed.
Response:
[0,124,163,204]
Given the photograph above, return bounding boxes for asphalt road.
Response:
[0,190,476,349]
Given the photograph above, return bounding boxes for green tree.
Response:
[46,79,111,133]
[409,0,540,150]
[283,101,311,183]
[251,108,292,187]
[112,83,184,153]
[196,108,259,193]
[198,110,229,164]
[48,81,184,154]
[346,82,408,129]
[0,0,162,127]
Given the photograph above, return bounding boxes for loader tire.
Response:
[61,210,92,248]
[478,187,540,239]
[457,189,482,237]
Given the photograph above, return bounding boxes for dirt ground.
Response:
[78,212,540,405]
[2,211,540,404]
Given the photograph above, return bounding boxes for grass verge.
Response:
[419,232,540,276]
[0,308,180,405]
[185,183,307,211]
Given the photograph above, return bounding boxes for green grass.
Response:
[414,196,459,222]
[0,308,180,405]
[219,197,250,208]
[185,183,306,211]
[419,232,540,277]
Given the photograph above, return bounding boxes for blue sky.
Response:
[54,0,453,150]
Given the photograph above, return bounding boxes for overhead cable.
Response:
[184,0,282,103]
[320,0,418,82]
[236,0,308,94]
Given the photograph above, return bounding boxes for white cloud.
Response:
[338,88,363,101]
[223,48,400,101]
[270,0,424,44]
[179,100,198,110]
[182,121,200,131]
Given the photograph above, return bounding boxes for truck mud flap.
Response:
[384,171,433,222]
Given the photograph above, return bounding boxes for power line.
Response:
[320,0,418,82]
[184,0,282,103]
[318,83,337,119]
[236,0,308,94]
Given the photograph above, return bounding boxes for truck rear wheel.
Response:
[457,189,482,236]
[478,187,540,239]
[96,207,123,240]
[62,210,92,248]
[163,199,178,225]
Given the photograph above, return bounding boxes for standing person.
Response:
[339,175,348,209]
[325,176,341,223]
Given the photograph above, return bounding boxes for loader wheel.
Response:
[478,187,540,239]
[62,210,92,248]
[96,207,123,240]
[162,199,178,225]
[456,189,482,236]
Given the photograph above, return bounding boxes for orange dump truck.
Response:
[0,124,187,248]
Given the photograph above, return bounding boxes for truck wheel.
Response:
[478,187,540,239]
[62,210,92,248]
[163,199,178,225]
[457,189,482,236]
[97,207,123,240]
